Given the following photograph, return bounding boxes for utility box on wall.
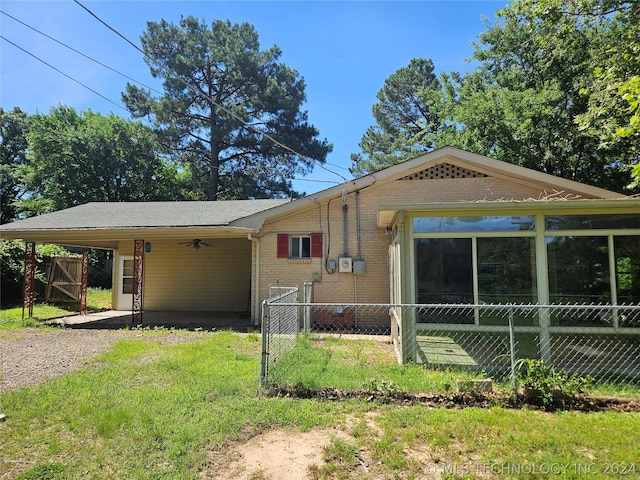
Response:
[353,260,366,275]
[339,257,352,273]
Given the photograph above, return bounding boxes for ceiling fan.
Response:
[178,239,213,249]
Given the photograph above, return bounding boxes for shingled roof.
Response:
[0,200,289,231]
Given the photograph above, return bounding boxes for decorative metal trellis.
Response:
[22,242,36,321]
[132,239,145,326]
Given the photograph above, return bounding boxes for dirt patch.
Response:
[205,428,353,480]
[0,328,204,391]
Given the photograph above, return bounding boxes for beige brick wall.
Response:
[253,174,574,325]
[116,238,251,312]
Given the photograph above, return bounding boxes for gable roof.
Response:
[231,146,629,229]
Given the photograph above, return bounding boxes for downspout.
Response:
[356,190,361,260]
[249,233,260,326]
[342,202,349,256]
[355,190,361,326]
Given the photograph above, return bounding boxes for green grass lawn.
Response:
[1,328,639,479]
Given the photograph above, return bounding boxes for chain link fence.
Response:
[261,299,640,388]
[260,284,312,385]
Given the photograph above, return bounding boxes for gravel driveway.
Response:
[0,328,204,392]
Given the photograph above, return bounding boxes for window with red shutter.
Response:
[311,232,322,258]
[278,233,322,259]
[277,234,289,258]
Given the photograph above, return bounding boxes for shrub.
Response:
[515,358,592,409]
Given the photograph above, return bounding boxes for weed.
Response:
[514,358,592,409]
[365,379,399,395]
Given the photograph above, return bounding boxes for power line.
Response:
[72,0,145,57]
[0,35,128,113]
[0,10,163,96]
[73,0,349,184]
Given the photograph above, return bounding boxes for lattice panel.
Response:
[400,163,487,180]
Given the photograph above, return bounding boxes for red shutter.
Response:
[311,232,322,258]
[277,234,289,258]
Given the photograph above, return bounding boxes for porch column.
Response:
[534,213,551,362]
[132,239,145,326]
[78,248,89,315]
[22,241,36,321]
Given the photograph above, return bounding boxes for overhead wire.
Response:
[1,10,163,96]
[1,2,350,187]
[0,35,128,113]
[72,0,350,185]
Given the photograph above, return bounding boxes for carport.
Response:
[0,200,287,327]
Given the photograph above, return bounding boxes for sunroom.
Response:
[382,199,640,368]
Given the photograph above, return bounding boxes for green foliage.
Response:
[0,239,24,305]
[350,58,444,176]
[573,1,640,165]
[15,463,66,480]
[439,1,635,193]
[364,378,399,395]
[352,0,639,194]
[0,107,31,224]
[124,17,331,200]
[0,240,81,307]
[515,358,592,409]
[22,106,184,212]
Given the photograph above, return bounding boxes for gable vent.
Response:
[400,163,488,180]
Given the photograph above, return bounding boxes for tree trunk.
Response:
[209,131,220,201]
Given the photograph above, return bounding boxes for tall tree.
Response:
[569,0,640,186]
[438,0,637,193]
[0,107,31,223]
[23,106,184,211]
[350,58,445,176]
[123,17,331,200]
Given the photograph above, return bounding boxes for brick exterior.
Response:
[252,172,579,326]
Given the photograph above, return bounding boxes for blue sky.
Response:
[0,0,506,194]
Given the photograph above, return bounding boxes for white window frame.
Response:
[290,235,311,259]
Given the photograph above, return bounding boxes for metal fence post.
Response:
[260,300,269,387]
[508,306,518,400]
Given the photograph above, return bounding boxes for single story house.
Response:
[2,147,640,336]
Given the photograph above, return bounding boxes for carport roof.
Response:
[0,200,289,231]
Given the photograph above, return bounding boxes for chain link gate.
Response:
[260,284,314,385]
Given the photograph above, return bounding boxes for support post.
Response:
[509,307,518,400]
[132,239,145,326]
[260,300,270,386]
[79,248,89,315]
[22,242,36,321]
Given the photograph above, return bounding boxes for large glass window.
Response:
[547,236,610,304]
[415,238,473,304]
[615,236,640,304]
[477,237,537,304]
[414,215,534,233]
[546,214,640,230]
[415,238,473,323]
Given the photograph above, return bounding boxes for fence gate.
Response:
[45,257,83,303]
[260,285,304,385]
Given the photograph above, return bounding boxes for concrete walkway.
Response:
[48,310,254,331]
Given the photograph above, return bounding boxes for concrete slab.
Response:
[47,310,254,332]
